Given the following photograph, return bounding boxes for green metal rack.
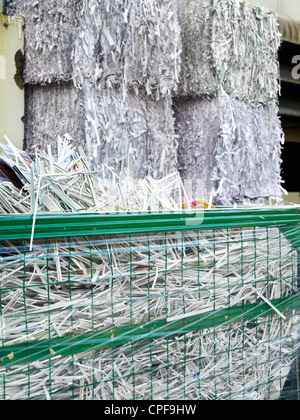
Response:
[1,207,300,240]
[0,207,299,400]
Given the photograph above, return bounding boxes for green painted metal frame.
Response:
[0,0,4,14]
[0,206,300,242]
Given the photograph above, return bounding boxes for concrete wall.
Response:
[0,15,24,150]
[249,0,300,20]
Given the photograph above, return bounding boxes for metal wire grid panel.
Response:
[0,210,299,400]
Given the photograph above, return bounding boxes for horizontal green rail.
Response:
[1,295,299,368]
[0,207,300,241]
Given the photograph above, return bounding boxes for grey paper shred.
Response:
[177,0,281,104]
[174,93,285,205]
[73,0,182,99]
[13,0,82,84]
[25,82,85,154]
[84,85,178,179]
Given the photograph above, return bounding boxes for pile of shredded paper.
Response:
[0,138,192,216]
[7,0,286,205]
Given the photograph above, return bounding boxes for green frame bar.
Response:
[1,295,298,368]
[0,206,300,241]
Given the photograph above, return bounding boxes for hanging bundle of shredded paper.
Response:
[25,83,86,153]
[84,86,178,178]
[13,0,82,84]
[177,0,281,104]
[73,0,181,176]
[174,93,285,205]
[73,0,182,99]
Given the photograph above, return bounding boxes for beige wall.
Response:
[249,0,300,20]
[285,193,300,204]
[0,15,24,150]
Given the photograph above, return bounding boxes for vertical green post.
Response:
[0,1,4,14]
[281,248,300,400]
[297,252,300,400]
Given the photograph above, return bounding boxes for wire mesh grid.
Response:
[0,222,299,400]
